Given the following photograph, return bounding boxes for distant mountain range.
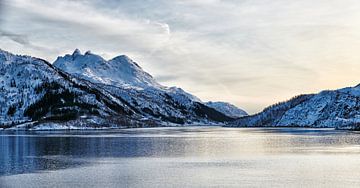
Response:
[1,49,358,130]
[228,85,360,130]
[0,49,247,130]
[205,101,248,118]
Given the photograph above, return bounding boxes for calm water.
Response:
[1,127,360,188]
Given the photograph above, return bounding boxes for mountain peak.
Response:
[111,54,129,61]
[54,50,160,88]
[110,55,141,69]
[72,49,82,56]
[85,50,92,55]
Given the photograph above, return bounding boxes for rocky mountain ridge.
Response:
[0,49,243,130]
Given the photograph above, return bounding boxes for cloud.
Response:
[1,0,360,113]
[0,0,3,23]
[0,30,53,53]
[0,30,28,45]
[176,0,221,6]
[1,0,171,57]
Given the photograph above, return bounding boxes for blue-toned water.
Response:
[1,127,360,188]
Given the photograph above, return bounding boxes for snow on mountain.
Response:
[229,85,360,130]
[2,48,358,130]
[53,49,234,125]
[0,49,62,123]
[205,101,248,118]
[0,49,136,128]
[53,49,161,88]
[0,49,235,129]
[53,50,203,103]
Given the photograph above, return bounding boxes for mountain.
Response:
[229,85,360,130]
[0,49,145,130]
[53,49,234,124]
[0,49,235,130]
[54,49,161,88]
[205,101,248,118]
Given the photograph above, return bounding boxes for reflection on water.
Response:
[1,127,360,187]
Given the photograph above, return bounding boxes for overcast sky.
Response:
[1,0,360,113]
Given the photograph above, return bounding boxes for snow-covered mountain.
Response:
[53,49,234,124]
[205,101,247,118]
[54,49,161,88]
[229,85,360,130]
[0,49,235,130]
[2,48,359,130]
[0,49,147,129]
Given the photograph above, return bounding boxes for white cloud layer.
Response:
[1,0,360,113]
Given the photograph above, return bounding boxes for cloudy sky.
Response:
[1,0,360,113]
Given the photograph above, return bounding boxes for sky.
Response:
[0,0,360,114]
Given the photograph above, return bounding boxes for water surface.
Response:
[1,127,360,187]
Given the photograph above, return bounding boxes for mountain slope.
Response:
[0,49,235,129]
[205,101,248,118]
[0,49,144,129]
[229,85,360,130]
[53,50,234,125]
